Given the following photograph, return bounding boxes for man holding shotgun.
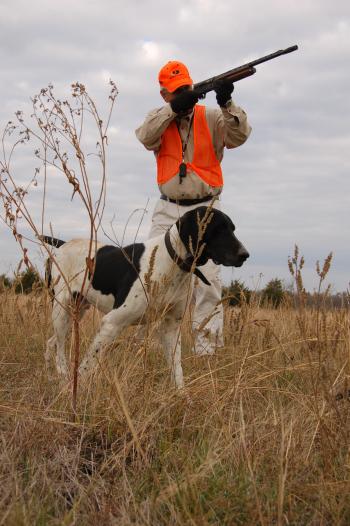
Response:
[136,60,251,356]
[136,46,297,356]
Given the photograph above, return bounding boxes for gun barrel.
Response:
[193,44,298,96]
[248,44,298,68]
[282,45,299,54]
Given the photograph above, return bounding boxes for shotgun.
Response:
[194,45,298,96]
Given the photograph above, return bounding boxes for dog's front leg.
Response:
[78,308,127,378]
[160,310,185,389]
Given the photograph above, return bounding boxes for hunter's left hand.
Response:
[170,90,199,114]
[214,80,234,107]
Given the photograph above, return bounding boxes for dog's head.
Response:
[176,206,249,267]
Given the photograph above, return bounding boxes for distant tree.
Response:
[262,278,285,307]
[223,279,251,307]
[14,268,42,294]
[0,274,11,292]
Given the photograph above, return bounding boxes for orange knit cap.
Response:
[158,61,193,93]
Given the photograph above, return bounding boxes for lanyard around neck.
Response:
[176,113,194,161]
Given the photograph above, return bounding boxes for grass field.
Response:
[1,287,350,525]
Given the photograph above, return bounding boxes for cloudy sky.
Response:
[0,0,349,292]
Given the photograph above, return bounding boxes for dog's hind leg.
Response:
[45,334,57,370]
[160,310,185,389]
[48,295,90,376]
[50,301,72,377]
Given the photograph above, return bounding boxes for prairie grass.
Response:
[0,287,350,525]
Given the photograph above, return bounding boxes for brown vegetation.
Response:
[1,285,350,525]
[1,81,349,524]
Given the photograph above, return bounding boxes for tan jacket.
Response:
[135,100,251,200]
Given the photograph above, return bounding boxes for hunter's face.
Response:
[160,85,191,103]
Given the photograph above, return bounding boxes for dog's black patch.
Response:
[92,244,145,308]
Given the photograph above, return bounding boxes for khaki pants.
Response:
[149,198,224,355]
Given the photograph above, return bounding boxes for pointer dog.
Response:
[44,207,249,388]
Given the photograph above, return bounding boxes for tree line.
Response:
[1,269,349,309]
[222,278,349,309]
[0,268,42,294]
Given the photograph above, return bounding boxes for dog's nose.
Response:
[238,247,249,261]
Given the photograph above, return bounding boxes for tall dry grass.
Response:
[0,285,350,525]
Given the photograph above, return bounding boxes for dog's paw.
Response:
[193,348,216,357]
[55,359,69,377]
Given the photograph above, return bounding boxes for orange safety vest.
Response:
[157,105,223,187]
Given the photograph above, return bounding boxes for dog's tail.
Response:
[40,235,66,248]
[45,257,53,293]
[40,236,66,299]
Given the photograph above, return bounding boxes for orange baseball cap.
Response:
[158,61,193,93]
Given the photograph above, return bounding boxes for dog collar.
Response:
[164,229,211,286]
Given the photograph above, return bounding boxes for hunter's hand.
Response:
[214,79,234,107]
[170,90,199,114]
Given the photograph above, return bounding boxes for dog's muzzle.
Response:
[235,246,249,267]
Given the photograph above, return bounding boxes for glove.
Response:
[214,79,234,107]
[170,90,199,114]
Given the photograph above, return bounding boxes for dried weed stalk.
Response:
[0,80,118,412]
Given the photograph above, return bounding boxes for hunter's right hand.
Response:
[170,90,199,114]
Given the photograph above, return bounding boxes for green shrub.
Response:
[14,268,42,294]
[261,278,285,307]
[0,274,12,292]
[223,279,251,307]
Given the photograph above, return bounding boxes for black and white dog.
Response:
[44,206,249,388]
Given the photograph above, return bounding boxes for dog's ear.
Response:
[176,207,213,265]
[199,208,234,238]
